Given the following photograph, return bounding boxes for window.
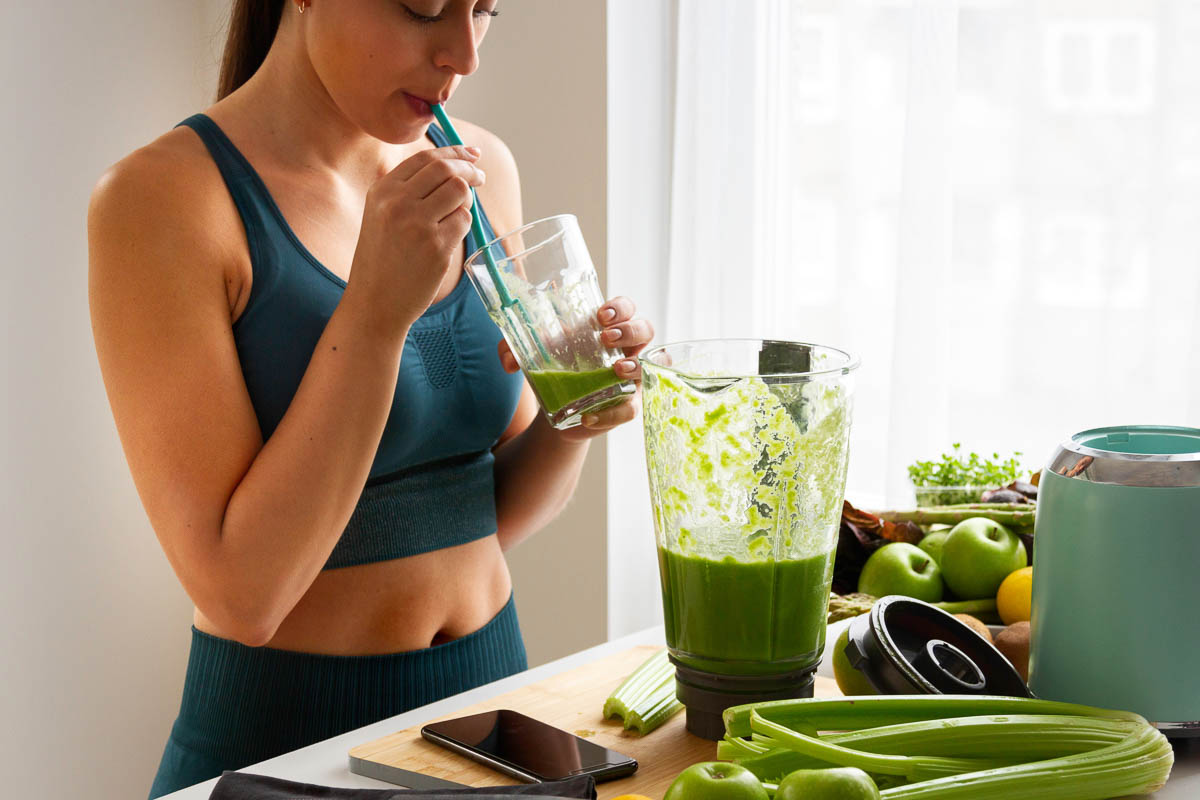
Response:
[1044,21,1155,114]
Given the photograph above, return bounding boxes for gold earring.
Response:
[297,0,308,13]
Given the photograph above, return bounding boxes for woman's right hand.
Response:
[343,144,484,339]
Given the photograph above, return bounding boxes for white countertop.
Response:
[162,624,1200,799]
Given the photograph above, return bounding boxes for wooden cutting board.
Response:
[349,645,841,798]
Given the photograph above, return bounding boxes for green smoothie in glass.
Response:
[526,367,623,414]
[466,215,636,430]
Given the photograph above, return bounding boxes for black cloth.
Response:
[208,772,597,800]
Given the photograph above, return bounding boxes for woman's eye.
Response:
[403,7,441,23]
[400,4,498,24]
[401,5,441,24]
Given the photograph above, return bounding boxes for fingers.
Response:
[496,340,519,373]
[437,205,474,240]
[426,175,478,224]
[598,296,635,325]
[600,318,654,350]
[391,144,480,182]
[412,156,486,201]
[597,297,654,358]
[581,395,640,431]
[614,357,641,382]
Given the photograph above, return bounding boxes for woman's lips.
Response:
[403,92,434,118]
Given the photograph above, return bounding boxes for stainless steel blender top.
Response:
[1030,425,1200,737]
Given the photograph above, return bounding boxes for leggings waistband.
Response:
[169,593,526,767]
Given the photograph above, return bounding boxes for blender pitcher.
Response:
[640,339,859,739]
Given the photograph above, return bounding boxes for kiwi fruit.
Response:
[994,621,1031,682]
[954,613,994,644]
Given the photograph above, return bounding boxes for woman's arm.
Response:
[492,407,591,550]
[450,122,592,549]
[491,305,647,551]
[458,122,652,551]
[88,134,481,646]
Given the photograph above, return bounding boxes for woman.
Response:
[87,1,653,796]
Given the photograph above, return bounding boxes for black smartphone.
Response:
[420,709,638,783]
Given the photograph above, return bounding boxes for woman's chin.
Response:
[369,117,432,146]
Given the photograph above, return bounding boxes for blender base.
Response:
[671,656,817,740]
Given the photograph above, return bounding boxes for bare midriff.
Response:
[193,534,513,655]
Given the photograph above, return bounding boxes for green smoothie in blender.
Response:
[657,548,833,675]
[642,343,855,682]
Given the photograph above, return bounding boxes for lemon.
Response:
[831,627,877,697]
[996,566,1033,625]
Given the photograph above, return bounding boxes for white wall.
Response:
[0,2,606,798]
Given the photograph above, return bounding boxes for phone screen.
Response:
[421,710,636,782]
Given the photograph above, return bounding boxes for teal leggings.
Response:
[149,595,526,798]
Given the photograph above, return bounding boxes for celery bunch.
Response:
[719,695,1173,798]
[602,648,684,735]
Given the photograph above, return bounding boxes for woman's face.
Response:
[304,0,498,143]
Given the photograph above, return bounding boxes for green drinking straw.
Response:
[430,103,512,306]
[430,103,550,362]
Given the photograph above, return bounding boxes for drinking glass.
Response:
[466,214,636,429]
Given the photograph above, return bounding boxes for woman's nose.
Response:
[433,14,481,76]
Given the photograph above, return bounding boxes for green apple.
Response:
[940,518,1027,600]
[664,762,768,800]
[918,530,950,565]
[831,626,877,697]
[776,767,880,800]
[857,543,944,603]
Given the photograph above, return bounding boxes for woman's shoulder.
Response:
[88,121,248,290]
[445,117,522,233]
[90,123,226,222]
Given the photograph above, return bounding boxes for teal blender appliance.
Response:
[1030,425,1200,737]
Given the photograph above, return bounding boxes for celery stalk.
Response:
[732,714,1129,783]
[722,694,1145,738]
[751,710,1000,781]
[602,648,683,735]
[932,598,998,616]
[721,696,1172,800]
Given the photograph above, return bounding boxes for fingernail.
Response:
[475,167,486,183]
[599,307,616,323]
[583,414,599,426]
[618,359,636,373]
[465,145,481,158]
[604,329,622,343]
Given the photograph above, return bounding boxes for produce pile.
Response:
[832,492,1036,602]
[828,459,1041,684]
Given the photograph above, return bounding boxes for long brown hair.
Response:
[217,0,287,100]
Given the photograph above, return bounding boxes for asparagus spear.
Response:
[873,505,1035,531]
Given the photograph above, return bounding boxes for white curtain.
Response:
[607,0,1200,636]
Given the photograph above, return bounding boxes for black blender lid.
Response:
[844,596,1031,697]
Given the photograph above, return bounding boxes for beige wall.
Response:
[0,2,605,798]
[452,1,609,669]
[2,5,225,799]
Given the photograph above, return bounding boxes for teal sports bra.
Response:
[176,114,524,569]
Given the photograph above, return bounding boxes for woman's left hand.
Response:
[497,296,654,441]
